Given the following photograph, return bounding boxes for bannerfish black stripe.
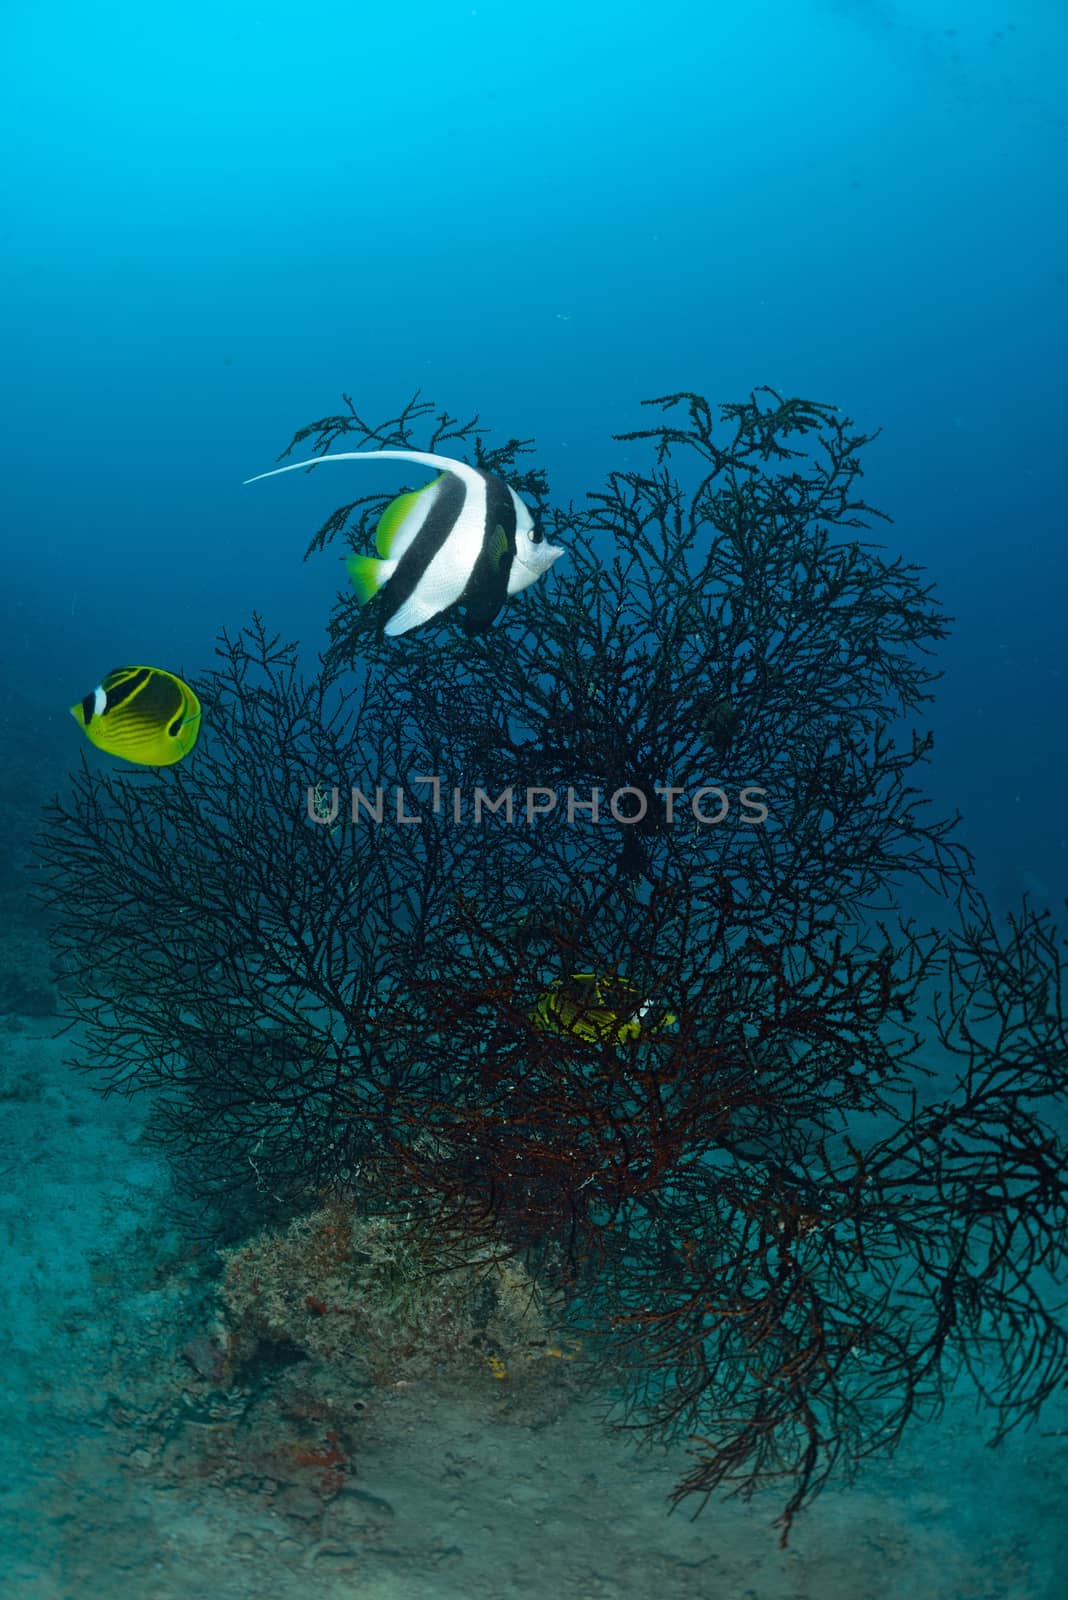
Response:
[376,472,468,625]
[458,473,519,634]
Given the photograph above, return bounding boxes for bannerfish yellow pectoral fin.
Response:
[486,523,510,570]
[375,477,445,559]
[347,553,398,605]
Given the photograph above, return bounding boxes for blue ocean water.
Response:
[4,1,1066,897]
[1,2,1066,1596]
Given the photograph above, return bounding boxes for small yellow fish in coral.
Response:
[542,1338,582,1362]
[531,973,675,1045]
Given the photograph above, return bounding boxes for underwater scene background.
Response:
[1,2,1066,1597]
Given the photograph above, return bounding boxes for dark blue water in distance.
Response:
[1,2,1066,1597]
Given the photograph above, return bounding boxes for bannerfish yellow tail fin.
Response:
[346,553,398,605]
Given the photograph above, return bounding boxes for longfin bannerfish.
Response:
[244,448,565,636]
[70,667,201,766]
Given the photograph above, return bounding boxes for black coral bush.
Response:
[40,390,1068,1539]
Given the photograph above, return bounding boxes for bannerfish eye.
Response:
[530,524,544,544]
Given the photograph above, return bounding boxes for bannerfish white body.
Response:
[245,448,565,636]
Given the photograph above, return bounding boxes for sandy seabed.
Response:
[1,1015,1064,1600]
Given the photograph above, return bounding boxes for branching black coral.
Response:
[37,390,1067,1543]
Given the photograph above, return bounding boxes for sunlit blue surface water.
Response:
[1,2,1066,1595]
